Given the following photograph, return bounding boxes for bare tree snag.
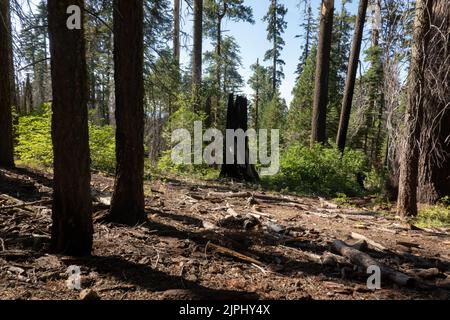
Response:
[220,94,259,182]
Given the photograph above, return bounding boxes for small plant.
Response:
[334,193,350,206]
[413,204,450,229]
[437,196,450,208]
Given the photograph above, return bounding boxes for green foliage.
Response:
[15,105,53,167]
[248,60,273,129]
[158,94,214,176]
[264,144,367,197]
[413,205,450,229]
[15,104,116,173]
[286,45,317,145]
[334,193,351,206]
[89,124,116,173]
[259,89,287,133]
[437,196,450,208]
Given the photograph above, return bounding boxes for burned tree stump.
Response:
[220,94,259,182]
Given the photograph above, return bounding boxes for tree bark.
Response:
[192,0,203,112]
[173,0,181,65]
[108,0,146,226]
[397,0,433,217]
[417,0,450,203]
[336,0,368,152]
[47,0,93,256]
[0,0,14,168]
[311,0,334,147]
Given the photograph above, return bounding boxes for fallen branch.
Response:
[350,232,386,251]
[331,240,415,287]
[0,199,52,211]
[206,242,264,266]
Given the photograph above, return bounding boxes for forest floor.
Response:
[0,166,449,300]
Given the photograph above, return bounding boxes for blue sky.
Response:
[180,0,362,106]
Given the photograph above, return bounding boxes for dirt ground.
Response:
[0,167,449,300]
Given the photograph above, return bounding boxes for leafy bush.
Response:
[157,94,217,178]
[413,204,450,229]
[263,143,367,197]
[15,105,53,166]
[15,104,116,173]
[88,124,116,173]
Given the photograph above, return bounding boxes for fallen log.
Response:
[206,242,264,266]
[331,240,415,287]
[350,232,386,251]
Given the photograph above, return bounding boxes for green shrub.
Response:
[15,104,116,173]
[157,93,218,178]
[413,205,450,229]
[89,124,116,173]
[263,143,367,197]
[15,105,53,166]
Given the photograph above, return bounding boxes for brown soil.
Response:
[0,167,449,300]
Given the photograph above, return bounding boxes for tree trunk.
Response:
[108,0,146,226]
[48,0,93,256]
[192,0,203,112]
[336,0,368,152]
[417,0,450,203]
[173,0,181,65]
[24,74,33,114]
[0,0,14,168]
[311,0,334,147]
[272,0,277,93]
[220,94,259,182]
[397,0,433,217]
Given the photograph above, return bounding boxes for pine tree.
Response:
[336,0,369,152]
[397,0,433,217]
[48,0,93,255]
[203,0,254,126]
[296,1,315,76]
[263,0,288,93]
[248,59,272,129]
[192,0,203,112]
[108,0,147,225]
[0,0,14,168]
[173,0,181,65]
[286,45,317,146]
[19,0,49,110]
[311,0,334,146]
